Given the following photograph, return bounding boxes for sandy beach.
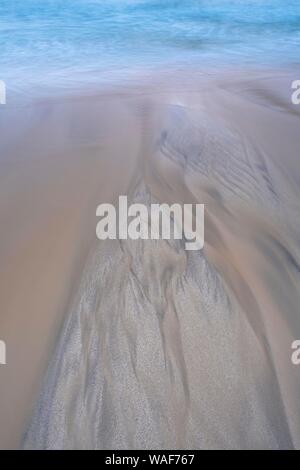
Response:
[0,67,299,449]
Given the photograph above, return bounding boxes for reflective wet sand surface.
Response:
[0,69,300,449]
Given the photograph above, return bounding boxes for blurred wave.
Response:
[1,0,300,92]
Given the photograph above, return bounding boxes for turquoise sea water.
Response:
[1,0,300,91]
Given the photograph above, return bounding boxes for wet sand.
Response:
[1,68,300,449]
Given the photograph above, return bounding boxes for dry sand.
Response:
[0,68,300,449]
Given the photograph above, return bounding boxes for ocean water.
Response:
[0,0,300,92]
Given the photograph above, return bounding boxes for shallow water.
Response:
[1,0,300,92]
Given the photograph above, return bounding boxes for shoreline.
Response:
[3,62,300,107]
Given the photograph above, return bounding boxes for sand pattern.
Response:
[17,71,300,449]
